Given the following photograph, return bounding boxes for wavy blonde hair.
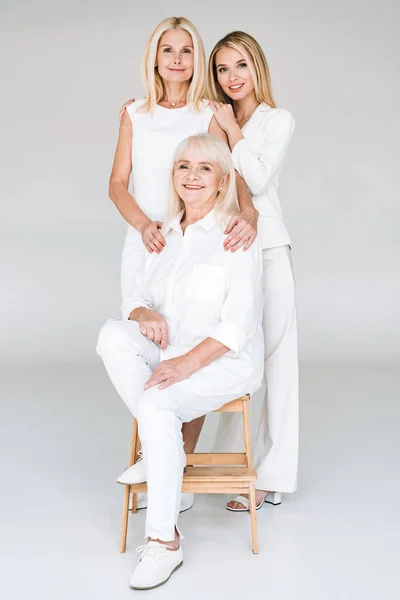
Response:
[207,31,276,107]
[166,134,239,226]
[141,17,206,112]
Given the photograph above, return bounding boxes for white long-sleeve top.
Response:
[126,208,264,394]
[231,103,295,249]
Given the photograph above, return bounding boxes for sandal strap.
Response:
[230,495,250,509]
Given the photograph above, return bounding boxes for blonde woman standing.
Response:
[207,31,298,510]
[108,18,259,512]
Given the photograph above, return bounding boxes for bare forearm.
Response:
[109,180,151,232]
[184,338,230,372]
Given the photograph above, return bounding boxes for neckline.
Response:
[240,103,263,131]
[156,103,189,112]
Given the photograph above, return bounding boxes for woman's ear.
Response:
[219,174,228,191]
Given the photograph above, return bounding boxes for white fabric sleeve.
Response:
[209,239,263,357]
[120,230,152,319]
[231,109,295,196]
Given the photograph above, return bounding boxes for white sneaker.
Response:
[136,492,194,513]
[117,452,146,484]
[129,541,183,590]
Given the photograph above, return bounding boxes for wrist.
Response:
[137,218,152,234]
[183,351,201,373]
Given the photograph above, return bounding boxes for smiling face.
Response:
[173,147,227,209]
[156,28,194,83]
[215,45,256,102]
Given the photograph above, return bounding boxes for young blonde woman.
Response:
[108,17,259,512]
[207,31,298,511]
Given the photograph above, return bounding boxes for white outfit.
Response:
[97,209,264,540]
[213,104,299,493]
[121,99,213,319]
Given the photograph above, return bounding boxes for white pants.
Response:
[213,245,299,493]
[96,319,249,541]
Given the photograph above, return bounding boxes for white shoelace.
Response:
[135,542,168,564]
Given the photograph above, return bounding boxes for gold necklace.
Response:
[167,93,187,108]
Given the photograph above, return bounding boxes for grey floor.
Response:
[1,363,399,600]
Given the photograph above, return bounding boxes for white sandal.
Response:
[226,492,282,512]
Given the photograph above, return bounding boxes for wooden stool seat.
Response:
[119,394,259,553]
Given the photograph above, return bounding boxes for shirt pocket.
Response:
[187,264,227,306]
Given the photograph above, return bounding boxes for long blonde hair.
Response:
[207,31,276,107]
[141,17,206,112]
[166,134,239,225]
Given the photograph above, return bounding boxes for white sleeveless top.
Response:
[121,99,213,317]
[126,99,214,224]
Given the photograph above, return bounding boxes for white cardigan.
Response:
[231,103,295,249]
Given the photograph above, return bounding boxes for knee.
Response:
[136,388,175,430]
[96,319,138,356]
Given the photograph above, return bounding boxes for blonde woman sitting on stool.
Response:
[96,133,264,590]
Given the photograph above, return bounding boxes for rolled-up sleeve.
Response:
[209,239,263,357]
[231,109,295,196]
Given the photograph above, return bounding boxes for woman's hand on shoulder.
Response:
[224,208,259,252]
[137,220,166,254]
[134,308,169,350]
[209,101,237,133]
[144,355,196,390]
[119,98,135,120]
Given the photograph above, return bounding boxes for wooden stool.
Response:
[119,394,258,554]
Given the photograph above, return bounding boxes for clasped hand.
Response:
[137,309,195,390]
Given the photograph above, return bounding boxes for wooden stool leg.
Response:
[131,491,138,514]
[130,419,139,515]
[120,485,130,553]
[248,482,259,554]
[120,419,139,552]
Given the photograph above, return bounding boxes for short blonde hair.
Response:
[166,134,239,225]
[207,31,276,107]
[141,17,206,112]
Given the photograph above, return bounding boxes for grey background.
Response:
[1,0,399,364]
[1,3,400,599]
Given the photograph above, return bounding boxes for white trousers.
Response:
[96,319,248,541]
[213,245,299,493]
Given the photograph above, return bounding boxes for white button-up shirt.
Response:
[125,208,264,394]
[231,103,295,249]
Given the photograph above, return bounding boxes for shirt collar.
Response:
[164,208,219,234]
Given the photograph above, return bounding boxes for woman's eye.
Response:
[218,67,227,73]
[182,48,192,54]
[163,48,172,53]
[238,62,247,68]
[201,166,211,171]
[178,164,188,169]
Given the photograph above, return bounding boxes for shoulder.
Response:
[259,104,295,131]
[126,98,147,120]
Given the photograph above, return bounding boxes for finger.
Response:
[224,216,238,235]
[139,324,147,336]
[160,323,169,351]
[144,371,169,389]
[146,326,155,341]
[153,228,166,248]
[158,377,176,390]
[224,225,246,249]
[243,234,256,251]
[153,326,162,346]
[225,233,245,252]
[229,237,248,252]
[149,233,164,253]
[145,239,160,254]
